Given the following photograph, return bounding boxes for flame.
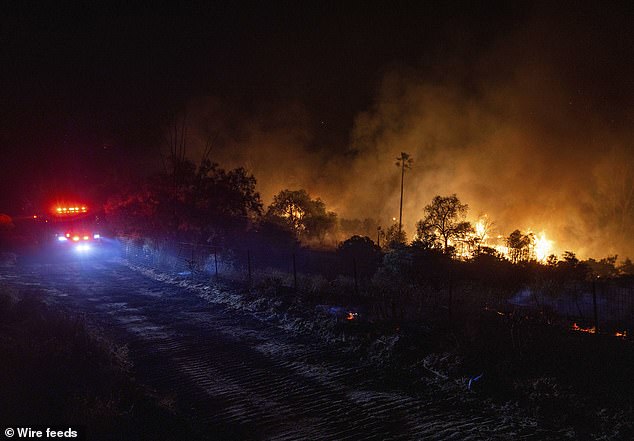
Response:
[475,219,487,239]
[571,322,596,334]
[346,312,358,321]
[615,330,628,338]
[533,231,553,262]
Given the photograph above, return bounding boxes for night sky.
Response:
[1,3,523,203]
[3,2,634,257]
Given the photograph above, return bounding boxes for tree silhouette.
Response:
[267,189,337,243]
[506,229,533,263]
[337,235,382,278]
[395,152,413,234]
[384,222,407,249]
[105,157,262,243]
[416,194,472,253]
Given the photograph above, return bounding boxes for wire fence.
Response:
[118,238,634,336]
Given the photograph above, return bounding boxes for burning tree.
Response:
[506,229,533,263]
[416,194,472,254]
[267,189,337,243]
[472,215,495,252]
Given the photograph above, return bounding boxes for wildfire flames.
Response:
[571,323,628,339]
[533,232,553,262]
[571,323,596,334]
[454,218,555,263]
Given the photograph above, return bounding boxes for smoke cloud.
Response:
[185,8,634,259]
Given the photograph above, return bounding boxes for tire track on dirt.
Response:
[1,258,570,440]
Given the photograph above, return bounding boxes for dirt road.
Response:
[0,253,568,440]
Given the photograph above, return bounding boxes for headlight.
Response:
[93,233,100,239]
[57,236,68,242]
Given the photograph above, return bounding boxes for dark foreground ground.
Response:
[0,248,611,440]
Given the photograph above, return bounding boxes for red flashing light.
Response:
[53,205,89,215]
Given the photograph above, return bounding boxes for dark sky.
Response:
[2,1,634,259]
[0,2,526,208]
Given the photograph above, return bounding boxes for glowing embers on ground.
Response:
[570,322,628,338]
[346,312,359,321]
[571,322,596,334]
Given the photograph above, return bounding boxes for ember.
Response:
[571,323,596,334]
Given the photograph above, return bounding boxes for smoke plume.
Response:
[185,7,634,259]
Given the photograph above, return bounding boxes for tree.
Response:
[618,257,634,275]
[585,255,619,278]
[105,157,262,243]
[395,152,413,234]
[506,229,533,263]
[416,194,472,253]
[337,235,382,278]
[556,251,589,280]
[472,215,495,252]
[384,222,407,249]
[267,189,337,243]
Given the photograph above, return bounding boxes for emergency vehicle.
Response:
[49,204,102,253]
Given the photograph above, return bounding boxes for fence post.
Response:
[353,257,358,296]
[191,245,195,282]
[247,250,252,284]
[292,253,297,293]
[448,268,453,324]
[593,278,599,334]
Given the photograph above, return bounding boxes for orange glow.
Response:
[72,236,80,241]
[533,232,553,262]
[346,312,358,321]
[571,323,596,334]
[615,330,628,338]
[65,233,70,237]
[52,204,88,215]
[83,235,89,240]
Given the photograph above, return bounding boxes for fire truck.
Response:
[48,203,102,253]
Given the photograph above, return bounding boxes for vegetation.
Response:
[266,189,337,244]
[105,156,262,245]
[416,194,472,253]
